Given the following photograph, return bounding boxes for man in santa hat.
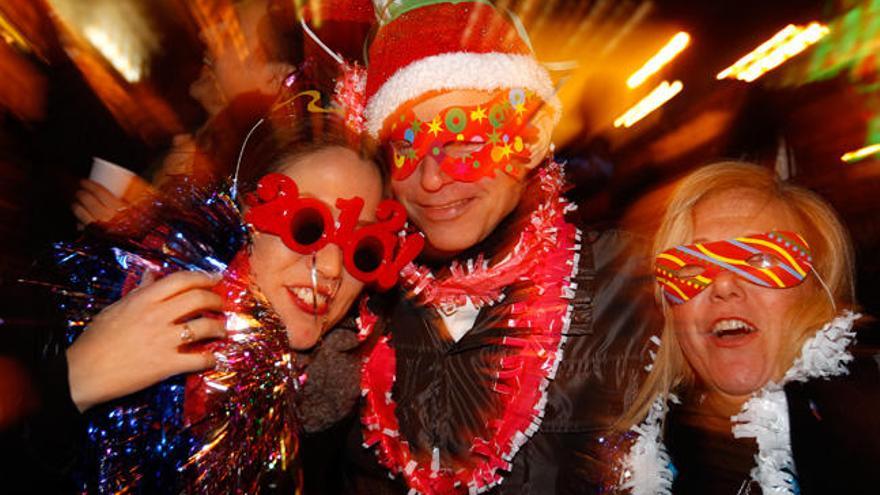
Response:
[348,1,660,493]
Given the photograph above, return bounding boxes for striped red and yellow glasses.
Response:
[654,231,813,305]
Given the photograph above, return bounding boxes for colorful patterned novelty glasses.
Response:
[383,89,544,182]
[654,231,813,305]
[244,173,424,290]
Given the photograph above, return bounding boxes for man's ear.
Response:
[524,107,555,172]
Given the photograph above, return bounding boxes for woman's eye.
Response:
[676,265,705,279]
[746,253,780,269]
[443,141,485,158]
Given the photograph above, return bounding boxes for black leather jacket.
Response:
[786,332,880,495]
[344,225,661,494]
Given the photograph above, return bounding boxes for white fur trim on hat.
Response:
[365,52,562,137]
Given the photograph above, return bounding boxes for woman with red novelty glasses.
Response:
[21,62,422,494]
[609,162,880,495]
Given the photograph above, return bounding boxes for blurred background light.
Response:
[47,0,158,83]
[627,31,690,89]
[841,143,880,163]
[83,26,142,82]
[614,80,683,128]
[0,8,31,54]
[717,22,830,82]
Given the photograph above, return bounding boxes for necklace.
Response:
[359,162,581,494]
[616,311,860,495]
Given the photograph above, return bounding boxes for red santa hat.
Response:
[364,0,561,137]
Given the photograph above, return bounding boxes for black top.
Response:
[667,400,759,495]
[667,328,880,495]
[786,330,880,495]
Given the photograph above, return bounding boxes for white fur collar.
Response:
[618,311,860,495]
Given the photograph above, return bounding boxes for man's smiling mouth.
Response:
[416,197,475,221]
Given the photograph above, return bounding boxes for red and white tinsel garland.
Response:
[333,62,367,134]
[359,162,582,494]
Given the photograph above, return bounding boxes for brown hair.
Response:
[158,64,384,195]
[234,109,383,196]
[620,161,856,427]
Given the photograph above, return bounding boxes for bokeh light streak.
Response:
[614,80,683,128]
[83,26,142,82]
[841,143,880,163]
[0,9,31,53]
[717,22,830,82]
[627,31,690,89]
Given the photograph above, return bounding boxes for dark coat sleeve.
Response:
[786,330,880,495]
[527,229,662,493]
[543,229,661,430]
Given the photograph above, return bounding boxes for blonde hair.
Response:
[619,161,856,428]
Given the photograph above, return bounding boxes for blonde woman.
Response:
[612,162,879,495]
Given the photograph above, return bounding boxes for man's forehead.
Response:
[407,89,502,118]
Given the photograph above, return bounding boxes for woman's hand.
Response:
[72,179,129,227]
[72,178,154,230]
[67,271,227,412]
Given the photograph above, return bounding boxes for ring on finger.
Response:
[180,322,195,344]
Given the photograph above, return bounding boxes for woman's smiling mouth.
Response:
[707,317,759,348]
[287,286,331,315]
